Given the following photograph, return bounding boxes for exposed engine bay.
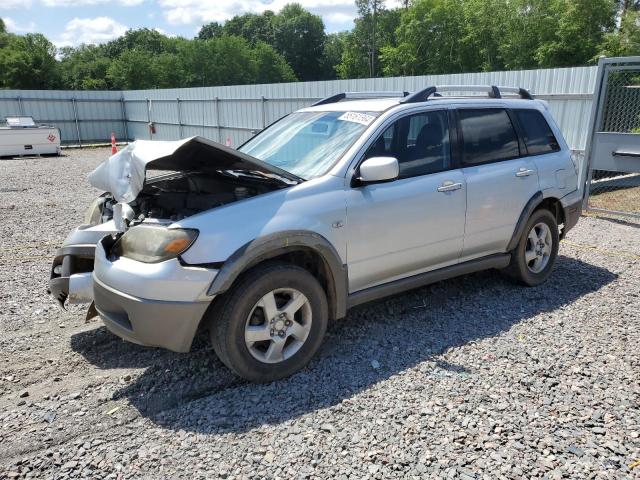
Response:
[99,169,282,223]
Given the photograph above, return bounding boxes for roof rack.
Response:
[312,91,410,106]
[401,85,534,103]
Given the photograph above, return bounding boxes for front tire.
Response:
[506,209,559,286]
[209,262,328,382]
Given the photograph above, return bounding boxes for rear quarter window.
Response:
[514,109,561,155]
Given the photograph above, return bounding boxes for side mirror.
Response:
[358,156,399,184]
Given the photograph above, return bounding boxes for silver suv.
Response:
[49,86,582,382]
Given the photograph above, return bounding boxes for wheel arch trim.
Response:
[206,231,348,320]
[506,191,544,252]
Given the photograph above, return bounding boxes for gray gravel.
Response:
[1,148,639,479]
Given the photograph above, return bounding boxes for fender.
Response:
[205,230,348,320]
[506,191,544,252]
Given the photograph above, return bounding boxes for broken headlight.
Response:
[111,225,198,263]
[84,197,106,226]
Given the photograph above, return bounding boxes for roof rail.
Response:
[401,85,534,103]
[312,91,409,106]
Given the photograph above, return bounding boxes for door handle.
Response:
[612,150,640,158]
[515,168,535,177]
[437,181,463,192]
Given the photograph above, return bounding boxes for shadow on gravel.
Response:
[71,255,616,434]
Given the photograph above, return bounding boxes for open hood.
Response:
[88,136,302,203]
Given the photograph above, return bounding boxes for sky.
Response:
[0,0,386,48]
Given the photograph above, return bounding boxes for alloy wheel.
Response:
[244,288,312,364]
[524,222,553,274]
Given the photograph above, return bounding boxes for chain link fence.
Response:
[585,65,640,219]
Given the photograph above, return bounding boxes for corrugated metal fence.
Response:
[0,66,597,150]
[0,90,126,146]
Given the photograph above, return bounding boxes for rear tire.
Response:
[209,262,328,382]
[505,209,559,286]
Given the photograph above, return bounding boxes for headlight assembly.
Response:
[84,197,106,226]
[112,226,198,263]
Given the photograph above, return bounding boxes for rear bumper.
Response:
[561,196,582,236]
[93,276,211,352]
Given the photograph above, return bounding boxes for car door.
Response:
[457,108,540,262]
[345,109,467,292]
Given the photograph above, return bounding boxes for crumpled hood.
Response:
[88,136,300,203]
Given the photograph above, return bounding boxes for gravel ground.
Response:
[0,148,639,479]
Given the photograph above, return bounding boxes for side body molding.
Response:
[205,231,348,320]
[506,191,544,252]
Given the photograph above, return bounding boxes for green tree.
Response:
[197,21,223,40]
[0,33,59,88]
[106,49,161,89]
[380,0,467,76]
[536,0,616,67]
[355,0,386,76]
[0,18,6,34]
[322,32,347,79]
[253,41,297,83]
[601,9,640,56]
[223,11,276,45]
[102,28,177,58]
[337,7,401,78]
[272,4,326,81]
[58,45,113,90]
[498,0,558,70]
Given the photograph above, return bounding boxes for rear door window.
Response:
[514,109,561,155]
[459,109,520,165]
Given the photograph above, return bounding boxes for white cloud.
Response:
[55,16,128,47]
[0,0,32,9]
[3,17,36,33]
[41,0,143,6]
[159,0,356,28]
[158,0,404,33]
[153,27,175,37]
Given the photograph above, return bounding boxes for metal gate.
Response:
[583,57,640,219]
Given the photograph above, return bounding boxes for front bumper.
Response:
[48,221,119,308]
[92,237,218,352]
[93,276,211,352]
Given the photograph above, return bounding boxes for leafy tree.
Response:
[253,41,297,83]
[197,22,223,40]
[0,18,6,34]
[102,28,177,58]
[498,0,559,70]
[459,0,508,72]
[536,0,616,67]
[380,0,467,76]
[106,49,161,89]
[600,9,640,56]
[272,3,327,81]
[322,32,347,79]
[58,45,113,90]
[223,11,276,45]
[337,6,401,78]
[0,33,59,88]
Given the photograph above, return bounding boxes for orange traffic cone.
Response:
[111,132,118,155]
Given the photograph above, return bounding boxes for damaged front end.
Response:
[48,136,301,315]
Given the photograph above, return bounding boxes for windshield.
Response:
[239,111,379,179]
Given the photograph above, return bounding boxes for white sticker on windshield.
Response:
[338,111,376,126]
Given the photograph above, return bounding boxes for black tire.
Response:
[505,208,559,286]
[209,262,328,382]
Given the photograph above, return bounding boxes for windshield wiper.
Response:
[220,169,304,185]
